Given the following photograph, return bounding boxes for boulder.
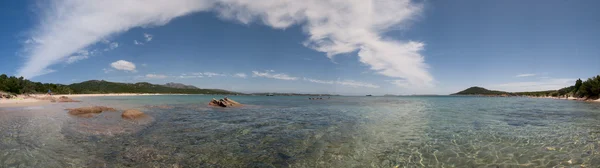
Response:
[57,96,80,102]
[121,109,147,120]
[67,106,117,118]
[208,97,242,107]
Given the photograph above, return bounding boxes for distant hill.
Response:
[68,80,239,94]
[452,86,510,95]
[164,82,199,89]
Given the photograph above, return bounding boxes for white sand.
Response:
[0,98,51,107]
[1,93,183,108]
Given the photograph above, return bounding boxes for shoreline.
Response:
[51,93,191,97]
[0,98,51,107]
[0,93,189,108]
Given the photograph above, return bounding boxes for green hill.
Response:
[452,87,510,95]
[0,73,240,95]
[68,80,240,94]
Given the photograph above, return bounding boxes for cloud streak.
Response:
[145,74,168,79]
[19,0,432,88]
[516,73,536,77]
[304,77,379,88]
[252,70,298,80]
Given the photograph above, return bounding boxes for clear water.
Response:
[1,95,599,167]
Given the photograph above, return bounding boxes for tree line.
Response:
[0,74,238,95]
[0,74,73,95]
[515,75,600,99]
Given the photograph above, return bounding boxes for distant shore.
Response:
[51,93,190,97]
[0,93,190,108]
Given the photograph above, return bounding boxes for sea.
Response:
[0,95,599,167]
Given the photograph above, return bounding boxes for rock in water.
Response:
[57,96,80,102]
[208,97,242,107]
[67,106,117,118]
[121,109,147,120]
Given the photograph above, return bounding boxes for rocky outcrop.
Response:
[57,96,80,102]
[67,106,117,118]
[208,97,242,107]
[121,109,147,120]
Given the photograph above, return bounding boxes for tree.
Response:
[573,78,583,96]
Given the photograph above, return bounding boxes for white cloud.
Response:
[134,40,144,45]
[178,75,201,79]
[335,79,380,88]
[102,68,114,73]
[145,74,168,79]
[104,42,119,51]
[66,55,89,64]
[303,77,334,84]
[110,60,137,72]
[487,78,575,92]
[202,72,225,77]
[303,77,379,88]
[189,72,225,77]
[144,33,153,42]
[234,73,247,78]
[252,70,298,80]
[516,73,536,77]
[18,0,431,88]
[65,50,91,64]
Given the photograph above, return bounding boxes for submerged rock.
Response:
[208,97,242,107]
[121,109,147,120]
[67,106,117,118]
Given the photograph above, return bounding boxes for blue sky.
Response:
[0,0,598,95]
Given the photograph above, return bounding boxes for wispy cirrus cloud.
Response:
[18,0,431,89]
[233,73,247,78]
[145,73,168,79]
[303,78,334,84]
[515,73,536,77]
[104,42,119,51]
[252,70,298,80]
[133,40,144,45]
[144,33,153,42]
[303,77,380,88]
[65,50,92,64]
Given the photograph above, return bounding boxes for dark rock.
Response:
[208,97,242,107]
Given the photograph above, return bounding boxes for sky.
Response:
[0,0,598,95]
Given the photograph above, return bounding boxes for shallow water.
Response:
[1,95,599,167]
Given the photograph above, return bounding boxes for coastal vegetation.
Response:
[0,74,238,95]
[454,75,600,100]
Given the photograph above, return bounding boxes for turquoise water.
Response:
[1,95,599,167]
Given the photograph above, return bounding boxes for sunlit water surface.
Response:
[1,95,599,167]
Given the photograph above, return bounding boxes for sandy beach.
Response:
[0,98,51,107]
[0,93,190,108]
